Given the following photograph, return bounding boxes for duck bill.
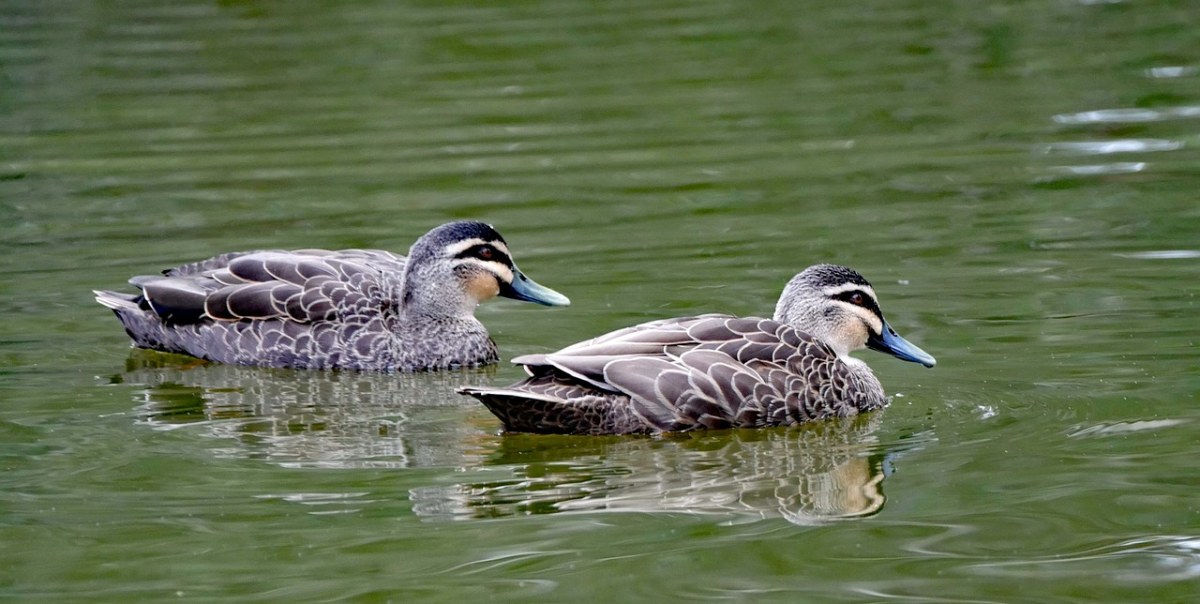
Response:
[867,319,936,368]
[500,266,571,307]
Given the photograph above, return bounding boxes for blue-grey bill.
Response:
[867,320,936,368]
[501,267,571,307]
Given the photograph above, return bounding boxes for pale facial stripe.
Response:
[844,303,883,335]
[824,283,884,335]
[454,257,514,284]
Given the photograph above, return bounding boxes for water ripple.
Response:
[1049,162,1145,175]
[1053,107,1200,125]
[1067,418,1189,438]
[253,491,376,515]
[1040,139,1182,155]
[968,534,1200,583]
[1114,250,1200,260]
[1144,66,1196,79]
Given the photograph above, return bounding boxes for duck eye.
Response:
[838,291,867,306]
[476,246,494,260]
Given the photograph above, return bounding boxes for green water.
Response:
[3,0,1199,601]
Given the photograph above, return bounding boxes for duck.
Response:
[458,264,934,434]
[94,221,570,371]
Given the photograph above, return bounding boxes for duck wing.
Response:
[469,314,849,433]
[513,314,806,388]
[602,340,847,432]
[597,318,845,431]
[133,249,406,326]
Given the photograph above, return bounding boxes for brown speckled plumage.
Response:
[95,221,569,371]
[459,264,935,435]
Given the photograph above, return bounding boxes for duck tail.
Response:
[93,289,142,312]
[457,387,564,433]
[94,289,180,352]
[458,386,647,435]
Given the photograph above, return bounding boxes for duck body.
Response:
[95,221,569,372]
[459,264,935,434]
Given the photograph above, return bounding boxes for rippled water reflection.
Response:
[414,416,907,525]
[122,352,497,468]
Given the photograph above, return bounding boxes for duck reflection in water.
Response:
[411,413,913,525]
[115,350,495,469]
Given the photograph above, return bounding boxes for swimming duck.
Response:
[94,221,570,371]
[458,264,934,434]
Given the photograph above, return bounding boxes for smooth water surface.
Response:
[3,0,1199,601]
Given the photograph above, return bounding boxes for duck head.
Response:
[773,264,935,367]
[402,221,570,318]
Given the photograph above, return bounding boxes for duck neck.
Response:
[393,283,496,370]
[839,354,887,409]
[776,304,851,358]
[393,314,497,370]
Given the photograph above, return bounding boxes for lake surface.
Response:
[3,0,1199,601]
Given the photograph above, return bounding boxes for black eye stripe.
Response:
[454,244,512,266]
[835,289,882,317]
[835,290,862,304]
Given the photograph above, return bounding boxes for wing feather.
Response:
[138,278,218,324]
[224,282,300,320]
[129,249,401,326]
[602,358,685,430]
